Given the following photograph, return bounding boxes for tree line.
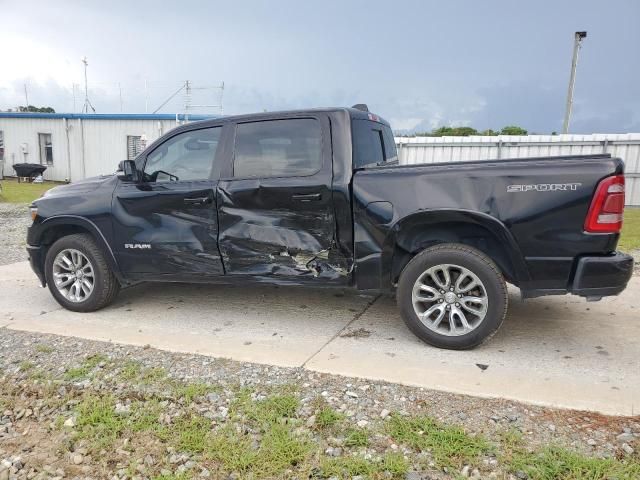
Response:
[2,105,56,113]
[401,125,531,137]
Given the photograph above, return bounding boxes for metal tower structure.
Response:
[81,57,96,113]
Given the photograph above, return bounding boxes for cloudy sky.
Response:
[1,0,638,133]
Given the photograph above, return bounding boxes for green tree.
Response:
[480,129,500,136]
[17,105,56,113]
[430,126,479,137]
[500,125,527,135]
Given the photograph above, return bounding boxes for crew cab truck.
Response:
[26,106,634,350]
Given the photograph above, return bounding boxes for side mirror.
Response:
[117,160,140,182]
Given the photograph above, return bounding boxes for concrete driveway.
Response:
[1,261,638,416]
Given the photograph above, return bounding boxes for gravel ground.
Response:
[0,329,639,479]
[0,203,31,266]
[1,202,639,478]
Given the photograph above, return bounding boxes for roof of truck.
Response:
[186,107,391,127]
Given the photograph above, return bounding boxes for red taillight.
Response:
[584,175,625,233]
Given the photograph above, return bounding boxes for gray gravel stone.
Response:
[616,432,634,443]
[0,203,31,266]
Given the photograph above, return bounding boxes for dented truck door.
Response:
[217,115,346,283]
[112,126,225,277]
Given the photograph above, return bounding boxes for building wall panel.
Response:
[396,134,640,206]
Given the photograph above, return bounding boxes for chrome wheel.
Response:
[52,249,95,303]
[411,263,488,336]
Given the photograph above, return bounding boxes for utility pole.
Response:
[562,31,587,134]
[81,56,96,113]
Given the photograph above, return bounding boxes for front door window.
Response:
[143,128,221,182]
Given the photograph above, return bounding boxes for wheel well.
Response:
[391,221,518,285]
[40,224,93,247]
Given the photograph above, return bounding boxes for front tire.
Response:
[397,243,508,350]
[45,233,120,312]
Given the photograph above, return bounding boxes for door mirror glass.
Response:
[117,160,140,182]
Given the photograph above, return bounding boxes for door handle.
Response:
[292,193,322,202]
[184,196,212,205]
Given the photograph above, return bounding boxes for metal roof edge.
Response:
[0,112,218,121]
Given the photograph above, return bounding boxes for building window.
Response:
[0,131,4,162]
[127,135,144,160]
[38,133,53,165]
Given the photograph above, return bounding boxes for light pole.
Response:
[562,31,587,134]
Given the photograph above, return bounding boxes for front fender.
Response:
[29,215,125,284]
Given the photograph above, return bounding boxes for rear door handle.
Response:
[292,193,321,202]
[184,196,212,205]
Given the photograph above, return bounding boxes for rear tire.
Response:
[45,233,120,312]
[397,243,507,350]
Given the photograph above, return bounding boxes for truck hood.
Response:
[41,175,117,199]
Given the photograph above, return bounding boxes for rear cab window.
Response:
[352,118,397,169]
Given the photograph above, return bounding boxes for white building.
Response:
[0,113,214,182]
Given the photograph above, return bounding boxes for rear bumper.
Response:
[570,252,634,298]
[27,244,46,287]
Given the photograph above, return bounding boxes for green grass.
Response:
[0,178,58,203]
[232,390,299,426]
[64,354,108,380]
[315,405,344,429]
[18,360,35,372]
[207,426,258,473]
[173,382,211,404]
[11,361,638,480]
[320,452,409,479]
[75,395,125,450]
[35,344,55,354]
[170,415,211,453]
[619,208,640,252]
[509,446,640,480]
[344,427,370,447]
[115,360,168,386]
[386,414,492,468]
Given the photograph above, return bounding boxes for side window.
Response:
[382,127,398,163]
[233,118,322,178]
[352,120,397,168]
[352,120,383,168]
[143,127,221,182]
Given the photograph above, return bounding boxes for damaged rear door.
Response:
[217,115,347,283]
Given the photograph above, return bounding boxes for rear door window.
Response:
[233,118,322,178]
[352,119,397,168]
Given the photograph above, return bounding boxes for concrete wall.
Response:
[396,134,640,206]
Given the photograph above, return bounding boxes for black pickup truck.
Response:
[26,106,634,349]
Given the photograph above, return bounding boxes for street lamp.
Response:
[562,31,587,134]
